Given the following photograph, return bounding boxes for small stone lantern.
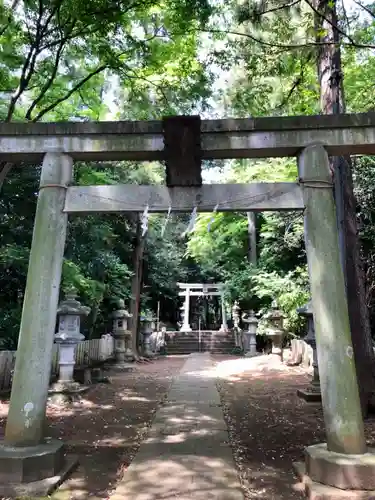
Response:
[141,314,156,357]
[111,299,133,370]
[52,290,90,396]
[296,300,321,402]
[232,301,242,348]
[265,300,285,358]
[242,310,258,357]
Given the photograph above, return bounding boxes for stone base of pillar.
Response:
[180,325,192,332]
[219,324,228,332]
[0,439,77,497]
[293,443,375,499]
[297,387,322,403]
[48,381,90,405]
[110,361,134,371]
[244,351,259,358]
[144,351,157,359]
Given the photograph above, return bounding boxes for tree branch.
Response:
[303,0,357,46]
[121,69,169,104]
[352,0,375,19]
[33,64,108,121]
[5,2,47,121]
[259,0,301,16]
[25,41,65,120]
[195,28,375,50]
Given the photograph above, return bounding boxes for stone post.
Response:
[141,315,156,357]
[220,292,228,332]
[296,300,321,402]
[180,289,192,332]
[111,299,133,370]
[298,144,365,455]
[0,153,76,496]
[50,291,91,402]
[242,310,258,357]
[232,301,241,347]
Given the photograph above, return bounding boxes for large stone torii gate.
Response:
[1,114,375,497]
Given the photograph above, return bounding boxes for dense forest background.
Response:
[1,0,375,348]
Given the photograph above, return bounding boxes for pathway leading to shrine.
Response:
[109,353,244,500]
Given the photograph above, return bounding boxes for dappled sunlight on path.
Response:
[180,353,304,383]
[109,353,243,500]
[4,353,374,499]
[211,353,307,381]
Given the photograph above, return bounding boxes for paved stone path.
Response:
[109,353,244,500]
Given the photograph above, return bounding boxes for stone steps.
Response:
[165,330,236,354]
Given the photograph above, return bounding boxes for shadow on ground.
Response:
[1,354,374,499]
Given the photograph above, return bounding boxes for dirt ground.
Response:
[0,356,186,500]
[1,353,375,500]
[213,354,375,499]
[214,354,324,499]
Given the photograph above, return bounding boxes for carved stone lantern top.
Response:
[111,298,132,320]
[242,310,258,325]
[232,301,240,314]
[140,312,156,323]
[57,289,91,317]
[265,300,285,334]
[140,313,156,334]
[55,290,90,343]
[268,300,284,320]
[296,300,313,319]
[297,299,315,347]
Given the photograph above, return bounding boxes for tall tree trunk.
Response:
[314,0,375,415]
[130,214,145,360]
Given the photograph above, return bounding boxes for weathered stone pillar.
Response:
[111,299,133,370]
[293,145,375,498]
[296,300,321,402]
[232,301,241,347]
[298,144,365,454]
[50,290,91,402]
[0,153,75,496]
[220,292,228,332]
[242,310,258,357]
[180,289,192,332]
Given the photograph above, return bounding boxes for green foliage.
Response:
[3,0,375,349]
[186,155,308,336]
[250,267,310,336]
[353,156,375,330]
[0,0,214,346]
[0,0,213,123]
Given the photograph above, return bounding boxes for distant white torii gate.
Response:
[177,283,227,332]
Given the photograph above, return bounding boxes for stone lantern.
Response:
[111,299,133,370]
[51,290,90,398]
[265,300,285,359]
[141,313,156,357]
[296,300,321,402]
[232,301,242,348]
[242,310,258,357]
